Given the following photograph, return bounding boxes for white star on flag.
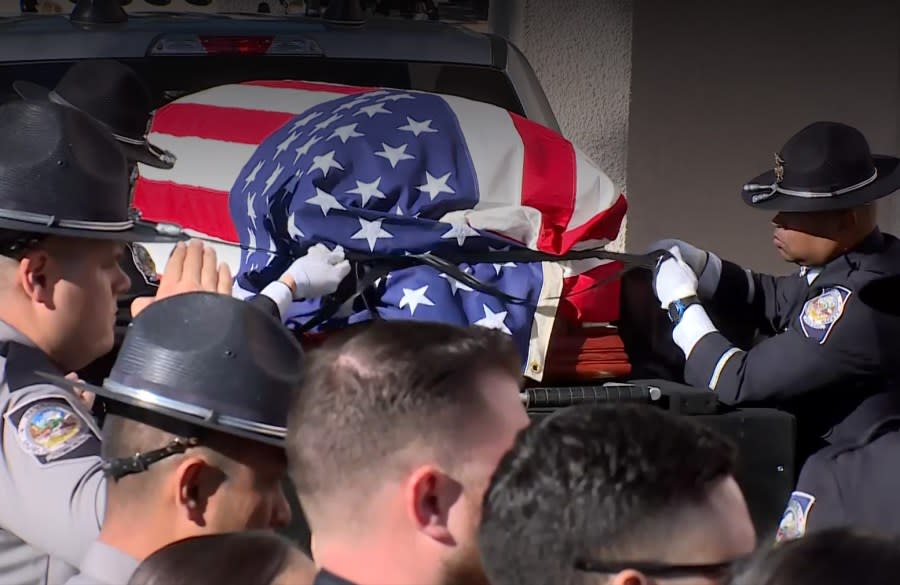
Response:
[378,93,416,102]
[355,102,392,118]
[440,272,474,296]
[314,113,343,131]
[291,111,322,131]
[417,171,455,200]
[489,247,517,275]
[294,136,322,163]
[350,217,394,251]
[475,305,512,335]
[287,211,304,240]
[375,143,415,168]
[347,178,386,206]
[247,225,257,256]
[243,160,263,192]
[306,188,346,216]
[262,163,284,196]
[399,285,435,316]
[274,132,301,157]
[247,191,258,225]
[335,96,370,112]
[441,218,479,246]
[399,117,438,137]
[394,206,404,216]
[308,150,344,178]
[329,123,365,144]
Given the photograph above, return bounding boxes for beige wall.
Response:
[493,0,900,273]
[626,0,900,274]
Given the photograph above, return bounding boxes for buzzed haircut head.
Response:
[478,404,737,585]
[286,320,522,515]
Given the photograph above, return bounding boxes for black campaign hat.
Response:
[13,60,175,170]
[0,100,184,242]
[40,292,304,447]
[741,122,900,212]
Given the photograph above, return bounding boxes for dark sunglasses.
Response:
[575,557,746,579]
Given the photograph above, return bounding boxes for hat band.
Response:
[103,379,287,440]
[0,207,135,231]
[744,169,879,204]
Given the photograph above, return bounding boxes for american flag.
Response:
[133,81,627,379]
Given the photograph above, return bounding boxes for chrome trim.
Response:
[103,379,287,438]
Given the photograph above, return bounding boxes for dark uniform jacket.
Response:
[777,391,900,541]
[684,230,900,455]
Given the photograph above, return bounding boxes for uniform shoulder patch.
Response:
[130,243,160,286]
[5,398,100,466]
[775,491,816,543]
[799,286,851,345]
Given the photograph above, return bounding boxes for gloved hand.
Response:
[653,246,699,309]
[647,238,708,276]
[281,244,351,300]
[648,238,721,299]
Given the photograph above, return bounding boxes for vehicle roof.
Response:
[0,12,498,65]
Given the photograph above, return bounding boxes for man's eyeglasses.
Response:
[575,557,745,579]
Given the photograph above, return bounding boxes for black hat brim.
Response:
[0,217,186,243]
[858,274,900,316]
[741,155,900,212]
[36,372,286,448]
[13,80,52,102]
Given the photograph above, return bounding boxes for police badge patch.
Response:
[775,491,816,543]
[799,286,851,344]
[6,398,100,466]
[130,243,160,286]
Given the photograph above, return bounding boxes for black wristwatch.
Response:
[667,295,700,324]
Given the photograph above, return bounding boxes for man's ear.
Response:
[173,455,226,528]
[405,465,463,546]
[610,570,653,585]
[18,249,54,307]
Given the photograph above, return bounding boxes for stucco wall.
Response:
[491,0,634,248]
[626,0,900,274]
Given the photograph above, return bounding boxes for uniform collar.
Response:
[829,391,900,444]
[77,541,140,585]
[0,319,36,347]
[800,228,886,285]
[314,569,360,585]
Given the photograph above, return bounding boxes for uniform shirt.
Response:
[776,391,900,541]
[0,321,106,585]
[684,230,900,441]
[314,569,359,585]
[61,541,138,585]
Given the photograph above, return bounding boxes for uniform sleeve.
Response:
[708,260,800,336]
[1,387,105,566]
[792,451,846,534]
[683,288,876,404]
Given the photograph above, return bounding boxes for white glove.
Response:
[654,247,699,309]
[283,244,351,300]
[648,238,721,299]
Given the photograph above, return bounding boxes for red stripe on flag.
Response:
[133,179,238,242]
[559,193,628,251]
[559,261,623,324]
[152,104,294,144]
[509,112,576,255]
[242,80,374,94]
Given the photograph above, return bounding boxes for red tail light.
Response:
[198,36,274,55]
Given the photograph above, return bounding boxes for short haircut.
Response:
[728,528,900,585]
[478,404,737,585]
[286,320,522,513]
[127,531,309,585]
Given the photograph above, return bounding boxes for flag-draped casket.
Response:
[133,80,629,381]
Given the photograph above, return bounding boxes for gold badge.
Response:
[774,153,785,183]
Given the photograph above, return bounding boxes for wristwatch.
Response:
[667,295,700,324]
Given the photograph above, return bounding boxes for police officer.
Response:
[651,122,900,514]
[14,59,178,384]
[0,99,191,585]
[38,292,308,585]
[774,274,900,541]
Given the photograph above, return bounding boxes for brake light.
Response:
[149,34,323,56]
[200,36,273,55]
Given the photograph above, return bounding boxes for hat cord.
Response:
[745,169,878,204]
